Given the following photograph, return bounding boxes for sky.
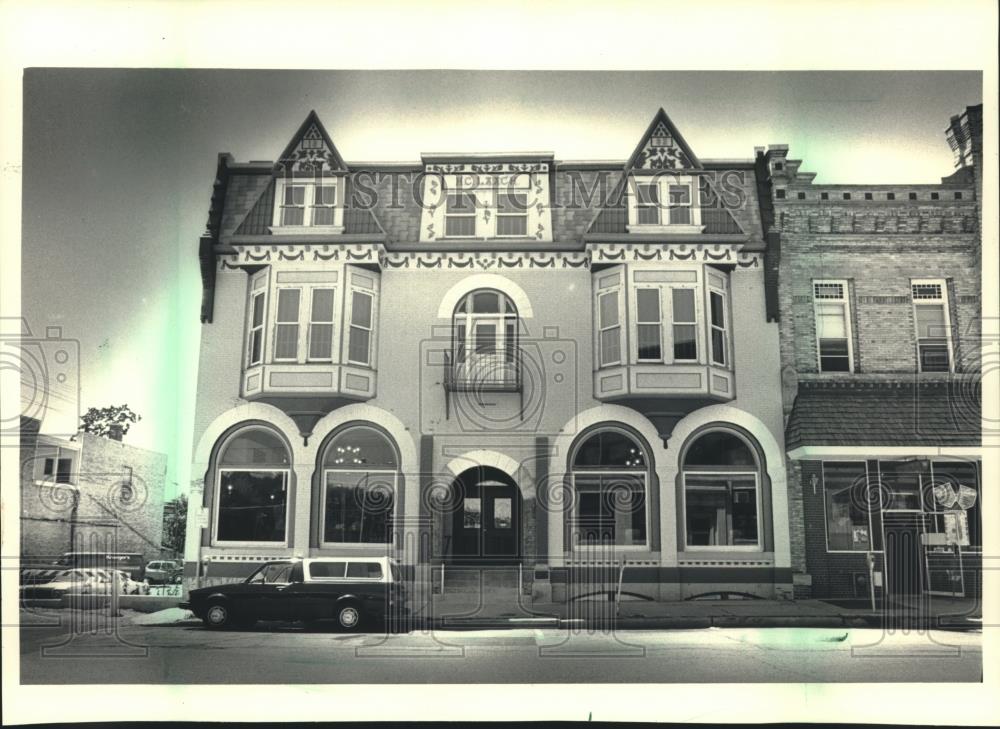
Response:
[20,69,982,499]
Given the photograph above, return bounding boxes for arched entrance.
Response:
[446,466,522,565]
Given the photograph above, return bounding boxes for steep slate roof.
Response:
[785,380,981,450]
[232,177,385,237]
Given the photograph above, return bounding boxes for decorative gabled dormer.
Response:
[418,154,553,243]
[270,111,349,235]
[625,108,705,235]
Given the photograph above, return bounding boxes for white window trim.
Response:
[911,278,954,374]
[670,285,701,363]
[271,178,344,232]
[627,174,703,232]
[213,467,291,548]
[821,460,883,554]
[346,289,375,367]
[634,286,664,363]
[629,284,703,365]
[453,291,519,381]
[812,279,855,374]
[246,287,267,368]
[320,468,398,548]
[494,183,531,239]
[306,287,337,363]
[708,287,729,368]
[682,470,763,552]
[597,288,623,367]
[443,189,479,239]
[569,470,651,552]
[272,287,303,362]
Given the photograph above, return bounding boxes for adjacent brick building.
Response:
[20,427,168,563]
[762,104,983,600]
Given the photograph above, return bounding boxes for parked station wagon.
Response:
[180,557,406,631]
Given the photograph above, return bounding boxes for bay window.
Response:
[635,289,662,361]
[214,427,290,545]
[307,288,336,361]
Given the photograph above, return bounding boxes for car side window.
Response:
[308,562,346,579]
[346,562,382,579]
[289,562,304,582]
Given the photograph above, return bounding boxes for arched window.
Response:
[682,428,761,549]
[570,427,649,548]
[452,289,518,387]
[215,427,291,545]
[321,425,398,545]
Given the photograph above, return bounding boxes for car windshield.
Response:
[246,562,294,584]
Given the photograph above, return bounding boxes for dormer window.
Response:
[445,191,477,237]
[496,189,529,237]
[627,175,702,232]
[272,178,342,232]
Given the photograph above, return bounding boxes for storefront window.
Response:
[878,460,927,511]
[215,427,290,544]
[322,425,397,544]
[570,428,649,548]
[683,429,761,549]
[823,461,873,551]
[929,460,980,548]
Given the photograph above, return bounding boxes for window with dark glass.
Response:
[668,184,692,224]
[445,191,477,237]
[216,428,290,544]
[571,429,648,548]
[912,281,951,372]
[274,288,301,361]
[672,288,697,361]
[636,289,662,361]
[323,426,397,545]
[813,281,851,372]
[452,289,518,386]
[683,430,761,549]
[247,289,265,366]
[823,461,874,551]
[636,183,660,225]
[710,290,727,366]
[496,190,528,236]
[308,288,335,361]
[348,291,373,365]
[598,290,621,366]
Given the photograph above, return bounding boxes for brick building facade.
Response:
[183,105,982,605]
[763,104,983,600]
[20,424,168,563]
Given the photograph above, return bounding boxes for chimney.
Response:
[108,424,124,442]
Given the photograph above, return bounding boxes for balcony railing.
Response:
[442,350,524,421]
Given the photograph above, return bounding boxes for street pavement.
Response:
[17,609,982,684]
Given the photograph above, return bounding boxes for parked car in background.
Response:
[20,567,149,601]
[145,560,182,585]
[113,570,149,595]
[180,557,406,632]
[20,568,113,602]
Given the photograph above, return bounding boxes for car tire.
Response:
[203,601,232,630]
[335,603,363,632]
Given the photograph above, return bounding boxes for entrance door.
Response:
[883,512,924,596]
[449,467,520,565]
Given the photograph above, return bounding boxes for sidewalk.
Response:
[418,595,982,631]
